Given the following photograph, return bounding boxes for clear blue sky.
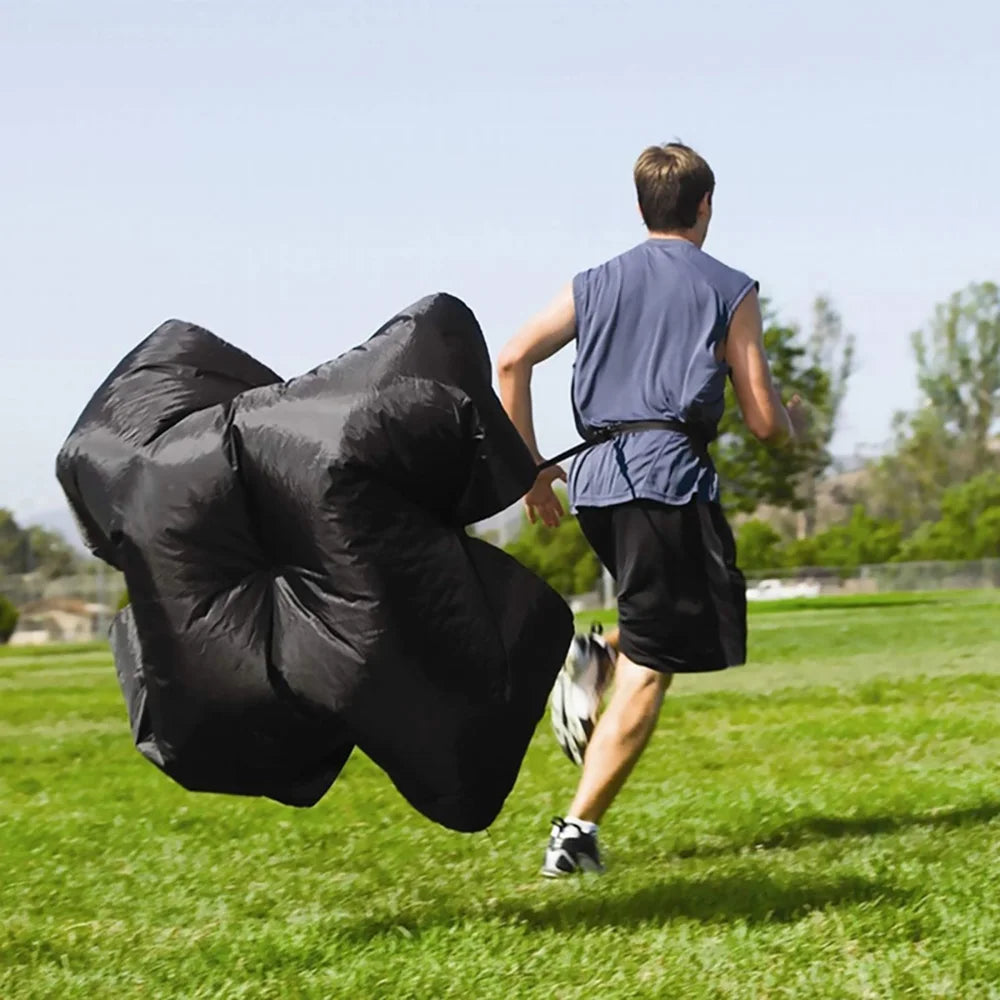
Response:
[2,0,998,529]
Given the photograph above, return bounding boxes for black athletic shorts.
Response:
[576,499,747,674]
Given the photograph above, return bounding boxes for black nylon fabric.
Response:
[56,292,573,832]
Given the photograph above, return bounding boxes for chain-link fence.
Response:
[570,558,1000,610]
[743,558,1000,594]
[0,566,124,607]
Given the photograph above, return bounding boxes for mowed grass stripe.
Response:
[0,668,112,692]
[0,652,112,675]
[1,590,999,998]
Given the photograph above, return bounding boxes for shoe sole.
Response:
[540,853,605,878]
[550,636,612,766]
[550,671,587,766]
[540,863,605,878]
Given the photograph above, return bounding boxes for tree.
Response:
[0,508,79,578]
[781,534,821,569]
[0,510,22,574]
[974,507,1000,559]
[0,594,18,644]
[714,296,852,515]
[803,506,902,568]
[26,526,77,579]
[808,297,856,441]
[866,407,970,531]
[864,284,1000,533]
[504,496,601,596]
[796,298,856,534]
[735,518,783,570]
[912,281,1000,466]
[768,506,901,570]
[895,472,1000,562]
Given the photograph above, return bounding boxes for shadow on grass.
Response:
[337,870,908,940]
[497,871,907,930]
[673,800,1000,859]
[336,803,1000,941]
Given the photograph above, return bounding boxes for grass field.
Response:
[2,591,1000,999]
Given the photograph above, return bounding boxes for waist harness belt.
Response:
[536,419,711,473]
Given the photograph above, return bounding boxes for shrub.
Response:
[0,594,19,643]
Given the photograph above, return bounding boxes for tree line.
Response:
[0,510,80,579]
[2,281,998,609]
[502,280,1000,592]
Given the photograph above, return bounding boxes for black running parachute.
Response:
[56,293,573,832]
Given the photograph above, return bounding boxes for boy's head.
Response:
[634,143,715,245]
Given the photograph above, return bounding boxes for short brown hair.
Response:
[634,143,715,231]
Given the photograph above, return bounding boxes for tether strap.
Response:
[535,419,709,473]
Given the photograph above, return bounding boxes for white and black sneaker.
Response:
[540,817,605,877]
[550,625,614,766]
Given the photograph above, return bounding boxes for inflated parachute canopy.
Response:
[56,293,573,832]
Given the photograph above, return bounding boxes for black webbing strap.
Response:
[535,419,710,473]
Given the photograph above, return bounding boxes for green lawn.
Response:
[2,591,1000,999]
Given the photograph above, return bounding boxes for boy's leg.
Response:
[543,500,744,874]
[540,653,671,876]
[566,653,672,824]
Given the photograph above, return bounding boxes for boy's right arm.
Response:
[724,289,805,445]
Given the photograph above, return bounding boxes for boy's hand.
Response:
[524,466,567,527]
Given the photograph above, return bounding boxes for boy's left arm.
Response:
[496,283,576,527]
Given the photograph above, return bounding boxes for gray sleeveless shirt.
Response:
[568,238,756,510]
